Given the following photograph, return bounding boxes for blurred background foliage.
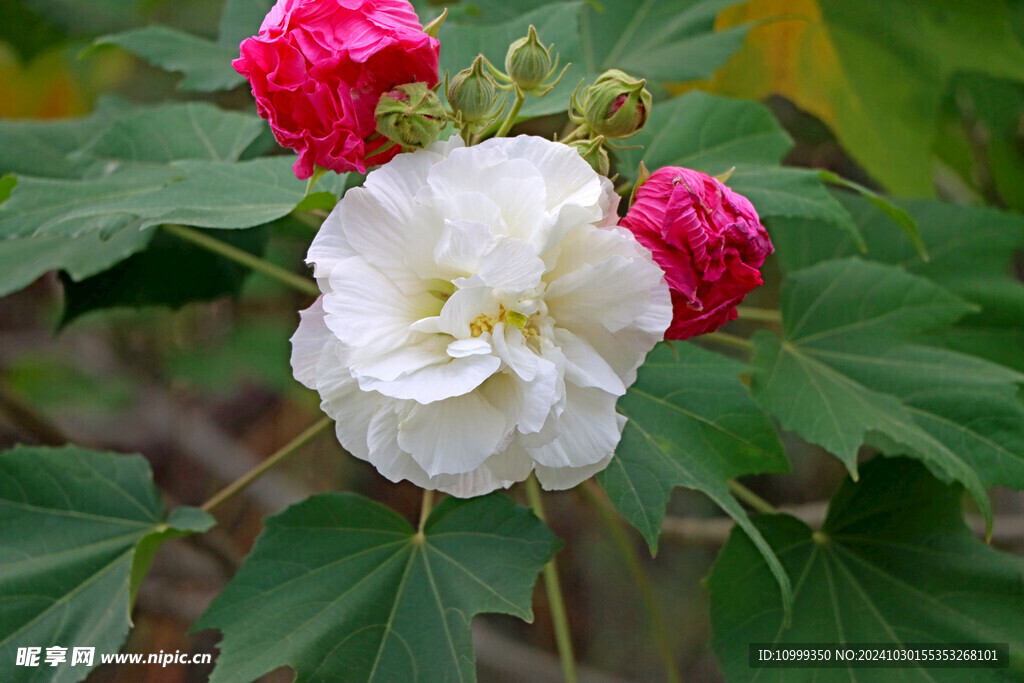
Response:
[0,0,1022,681]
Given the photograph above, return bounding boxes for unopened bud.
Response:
[568,136,610,176]
[375,83,446,149]
[580,69,651,139]
[448,56,500,123]
[505,25,554,92]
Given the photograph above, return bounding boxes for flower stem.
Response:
[579,481,680,683]
[559,125,587,143]
[727,479,778,515]
[417,489,434,535]
[701,331,754,352]
[524,475,578,683]
[734,305,782,323]
[201,416,333,513]
[494,88,526,138]
[161,224,321,297]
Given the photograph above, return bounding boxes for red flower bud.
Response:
[620,167,773,340]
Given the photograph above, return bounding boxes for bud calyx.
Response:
[375,82,446,149]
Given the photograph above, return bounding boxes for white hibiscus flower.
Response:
[291,135,670,497]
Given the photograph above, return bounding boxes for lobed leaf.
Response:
[196,492,559,682]
[0,445,214,683]
[600,343,792,611]
[708,457,1024,681]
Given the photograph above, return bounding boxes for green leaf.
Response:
[0,445,214,683]
[580,0,749,81]
[0,157,311,240]
[708,457,1024,681]
[615,92,794,178]
[816,169,918,256]
[59,225,269,325]
[196,492,559,682]
[24,0,144,35]
[95,27,244,91]
[0,99,129,178]
[817,0,1024,195]
[770,195,1024,372]
[728,166,865,252]
[78,102,264,163]
[0,220,153,298]
[749,258,1024,527]
[598,343,792,612]
[218,0,274,48]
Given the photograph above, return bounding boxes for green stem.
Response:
[417,489,434,536]
[559,125,587,143]
[579,481,680,683]
[524,475,578,683]
[734,305,782,323]
[161,224,321,297]
[701,331,754,352]
[727,479,777,515]
[494,88,526,138]
[201,416,333,513]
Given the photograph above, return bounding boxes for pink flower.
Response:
[233,0,439,179]
[620,167,773,340]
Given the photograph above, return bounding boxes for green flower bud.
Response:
[568,136,610,176]
[374,82,446,149]
[447,55,500,123]
[580,69,652,139]
[505,25,554,92]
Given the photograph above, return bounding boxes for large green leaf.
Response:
[0,99,129,179]
[0,214,153,298]
[580,0,748,81]
[197,492,558,682]
[96,27,244,92]
[78,102,264,164]
[0,445,214,683]
[771,195,1024,372]
[750,258,1024,527]
[218,0,274,47]
[707,457,1024,681]
[0,157,311,239]
[599,343,792,611]
[614,94,862,244]
[59,225,269,325]
[817,0,1024,195]
[616,92,793,176]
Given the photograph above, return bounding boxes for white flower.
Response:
[291,135,670,497]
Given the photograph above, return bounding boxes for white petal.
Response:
[485,135,603,212]
[447,337,493,358]
[524,385,622,468]
[546,254,665,333]
[349,335,449,382]
[535,453,613,491]
[398,393,507,476]
[290,297,330,389]
[437,286,497,338]
[365,405,434,488]
[357,352,501,403]
[491,323,538,381]
[433,219,496,277]
[477,236,546,292]
[323,257,438,350]
[315,355,384,462]
[554,327,627,395]
[435,444,533,497]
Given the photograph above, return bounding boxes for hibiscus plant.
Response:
[1,0,1023,681]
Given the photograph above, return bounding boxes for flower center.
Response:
[470,305,535,337]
